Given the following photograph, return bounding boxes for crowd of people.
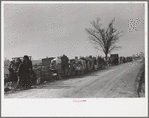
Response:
[5,55,33,91]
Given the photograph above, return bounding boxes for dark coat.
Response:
[26,60,33,71]
[17,63,29,79]
[17,62,31,88]
[61,55,69,65]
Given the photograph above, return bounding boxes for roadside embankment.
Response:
[136,62,145,97]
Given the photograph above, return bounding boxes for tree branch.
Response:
[86,17,123,58]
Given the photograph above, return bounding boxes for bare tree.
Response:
[85,18,123,60]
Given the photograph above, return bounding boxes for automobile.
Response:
[110,54,119,65]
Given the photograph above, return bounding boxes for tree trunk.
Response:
[105,53,108,60]
[105,53,108,66]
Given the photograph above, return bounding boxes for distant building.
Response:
[42,57,55,66]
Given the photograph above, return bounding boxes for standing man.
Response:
[17,58,29,89]
[61,54,69,78]
[23,55,33,71]
[23,55,33,88]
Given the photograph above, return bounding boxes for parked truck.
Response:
[110,54,119,65]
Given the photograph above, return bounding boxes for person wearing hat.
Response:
[17,59,29,89]
[23,55,33,88]
[23,55,33,71]
[61,54,69,78]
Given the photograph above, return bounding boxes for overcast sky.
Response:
[4,3,145,60]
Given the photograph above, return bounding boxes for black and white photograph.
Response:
[1,1,148,117]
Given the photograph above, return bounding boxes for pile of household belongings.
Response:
[33,66,46,84]
[72,57,81,75]
[50,57,63,78]
[93,57,98,70]
[85,56,93,71]
[74,57,81,71]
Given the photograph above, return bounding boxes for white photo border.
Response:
[1,1,148,117]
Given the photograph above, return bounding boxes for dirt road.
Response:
[4,60,144,98]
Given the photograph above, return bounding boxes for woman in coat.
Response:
[17,58,30,89]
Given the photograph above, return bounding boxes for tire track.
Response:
[68,64,130,98]
[96,61,141,97]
